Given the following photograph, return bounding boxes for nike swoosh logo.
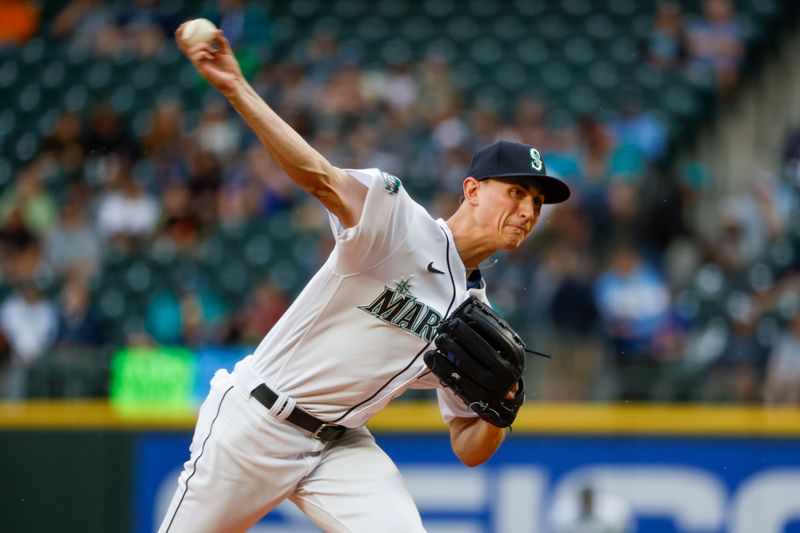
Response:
[427,262,445,275]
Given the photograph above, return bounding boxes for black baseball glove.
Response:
[424,296,546,428]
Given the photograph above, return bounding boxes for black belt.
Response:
[251,383,347,442]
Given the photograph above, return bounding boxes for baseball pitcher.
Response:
[159,25,570,533]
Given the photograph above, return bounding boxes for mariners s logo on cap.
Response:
[530,148,543,171]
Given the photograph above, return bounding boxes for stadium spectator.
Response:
[83,103,138,163]
[0,282,58,398]
[185,149,223,229]
[95,167,160,244]
[607,99,667,164]
[537,243,599,399]
[39,111,86,179]
[594,245,672,400]
[643,1,688,71]
[229,281,289,345]
[0,160,57,237]
[711,172,791,271]
[56,273,105,347]
[155,182,202,253]
[0,1,795,404]
[202,0,272,49]
[140,99,184,159]
[0,0,40,45]
[44,187,101,280]
[686,0,744,93]
[703,298,768,403]
[195,99,243,161]
[0,208,48,286]
[50,0,116,50]
[144,277,228,348]
[764,311,800,405]
[95,0,176,57]
[380,62,419,113]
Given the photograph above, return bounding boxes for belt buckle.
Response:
[313,423,346,441]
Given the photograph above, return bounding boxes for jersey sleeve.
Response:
[328,168,417,274]
[436,387,477,424]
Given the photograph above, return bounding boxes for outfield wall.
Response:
[2,402,800,533]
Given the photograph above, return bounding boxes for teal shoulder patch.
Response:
[382,172,401,195]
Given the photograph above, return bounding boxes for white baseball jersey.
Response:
[230,168,481,427]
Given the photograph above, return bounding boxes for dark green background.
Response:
[1,431,135,533]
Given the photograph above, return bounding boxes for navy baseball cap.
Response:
[466,140,571,204]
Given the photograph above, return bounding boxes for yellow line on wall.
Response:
[1,401,799,435]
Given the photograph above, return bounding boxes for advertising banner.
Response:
[133,432,800,533]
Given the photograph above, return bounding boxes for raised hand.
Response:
[175,24,243,95]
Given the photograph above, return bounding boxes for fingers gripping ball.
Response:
[181,18,218,46]
[424,296,528,428]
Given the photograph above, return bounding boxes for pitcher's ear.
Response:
[463,177,481,205]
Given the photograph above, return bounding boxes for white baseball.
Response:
[181,18,218,46]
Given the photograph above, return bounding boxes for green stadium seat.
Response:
[0,156,11,190]
[766,239,794,271]
[270,15,299,46]
[310,15,344,37]
[451,61,480,92]
[125,259,155,294]
[17,83,42,114]
[334,0,368,19]
[466,0,500,18]
[377,0,411,18]
[0,59,20,90]
[493,62,527,91]
[660,83,702,119]
[217,260,251,299]
[0,108,16,137]
[40,60,66,90]
[563,37,595,66]
[291,234,321,270]
[567,85,601,115]
[469,37,504,66]
[516,37,551,68]
[745,262,774,293]
[693,264,727,301]
[400,16,436,42]
[608,36,639,66]
[745,0,780,18]
[86,60,113,90]
[19,37,45,66]
[539,61,574,92]
[290,0,321,19]
[606,0,638,17]
[630,12,654,41]
[492,16,526,43]
[269,259,302,294]
[97,286,128,321]
[14,131,40,163]
[587,61,621,92]
[243,233,274,267]
[535,14,570,42]
[583,13,617,41]
[423,39,457,62]
[109,85,137,116]
[36,108,61,138]
[355,15,389,44]
[445,15,480,42]
[131,62,160,90]
[513,0,546,17]
[198,235,226,269]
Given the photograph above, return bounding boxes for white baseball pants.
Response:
[157,370,426,533]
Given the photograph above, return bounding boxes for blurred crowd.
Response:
[1,0,798,405]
